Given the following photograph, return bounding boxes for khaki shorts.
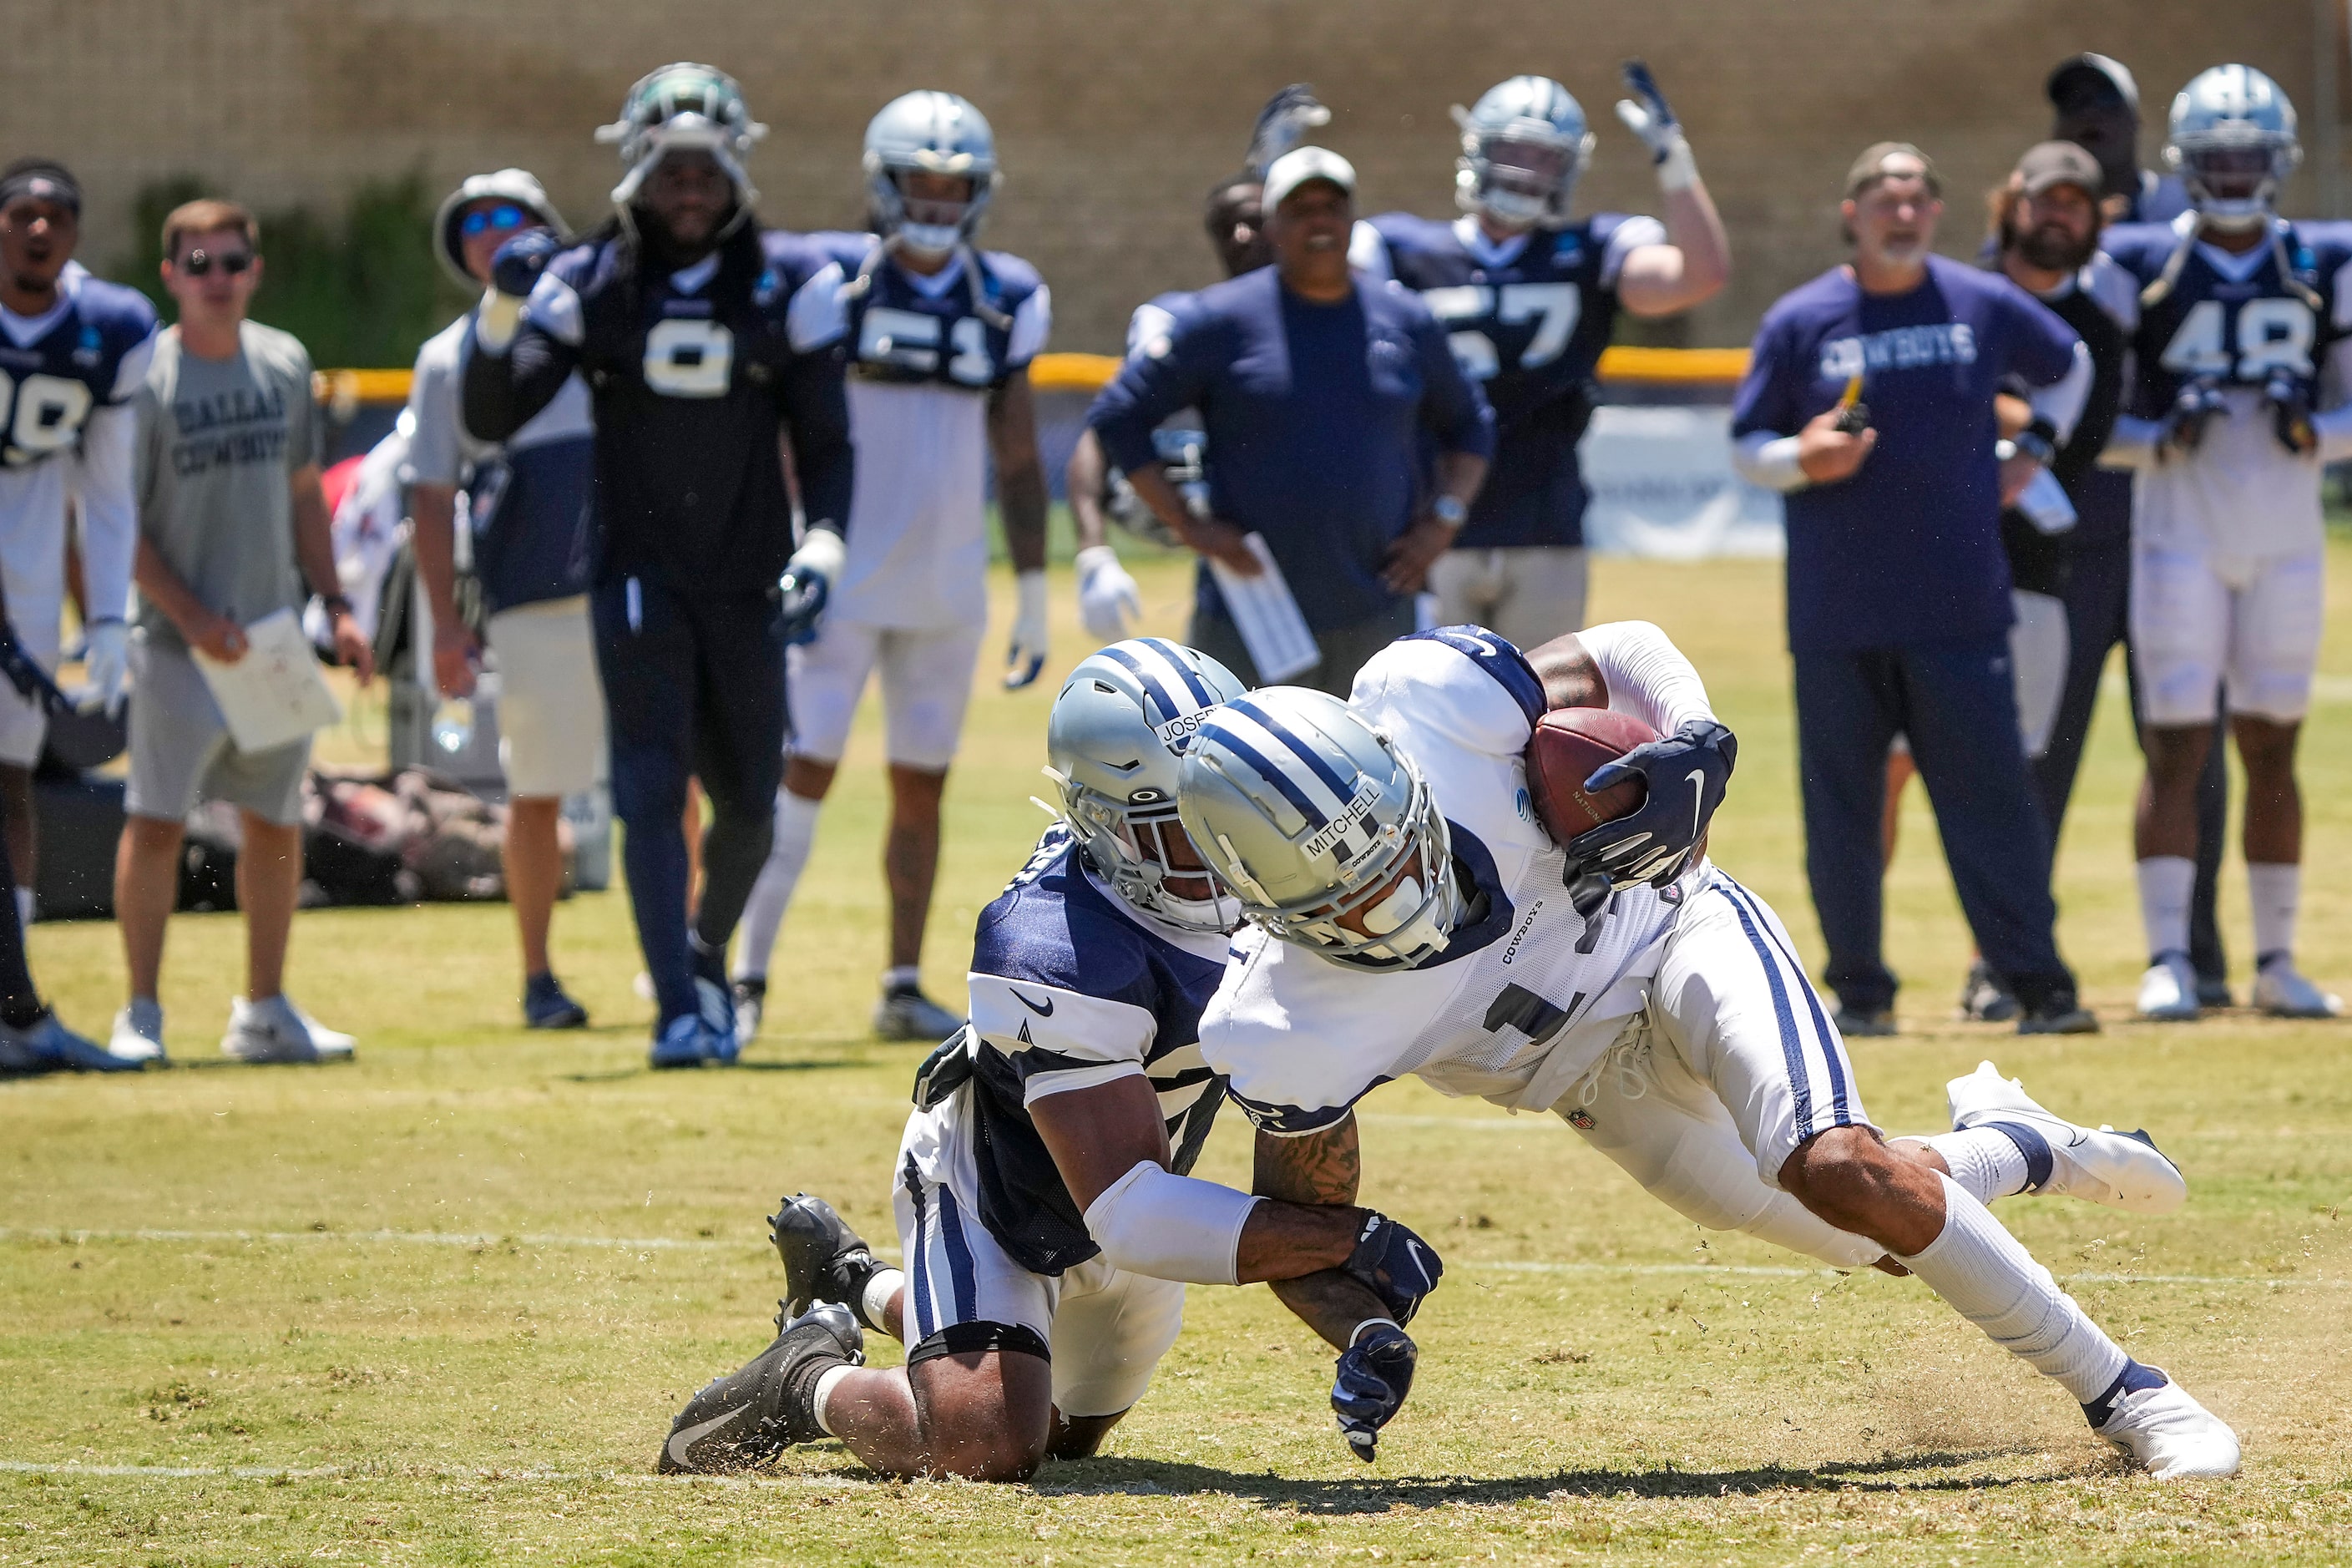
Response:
[125,632,310,827]
[488,595,605,799]
[1428,545,1589,653]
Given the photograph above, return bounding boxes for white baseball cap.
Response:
[1262,146,1356,213]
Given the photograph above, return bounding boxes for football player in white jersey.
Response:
[731,90,1054,1045]
[1179,623,2239,1479]
[2102,66,2352,1020]
[0,161,156,923]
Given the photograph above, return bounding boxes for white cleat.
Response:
[2136,953,2201,1022]
[2095,1373,2240,1479]
[109,999,169,1065]
[221,994,357,1065]
[873,984,963,1044]
[1947,1061,2186,1215]
[2252,959,2343,1019]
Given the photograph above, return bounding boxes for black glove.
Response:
[0,624,68,716]
[2263,368,2315,455]
[1340,1211,1444,1327]
[1332,1323,1418,1462]
[1563,717,1738,888]
[489,228,563,300]
[776,564,832,647]
[2161,376,2228,457]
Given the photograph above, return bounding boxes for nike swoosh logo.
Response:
[1010,989,1055,1018]
[666,1404,750,1469]
[1686,769,1707,845]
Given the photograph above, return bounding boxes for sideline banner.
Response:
[1578,406,1784,559]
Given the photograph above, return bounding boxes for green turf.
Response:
[5,552,2349,1564]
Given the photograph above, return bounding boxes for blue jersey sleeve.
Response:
[1731,310,1798,438]
[1087,308,1219,474]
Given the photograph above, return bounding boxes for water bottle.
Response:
[430,697,474,756]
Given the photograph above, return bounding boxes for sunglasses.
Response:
[177,248,253,276]
[460,204,530,238]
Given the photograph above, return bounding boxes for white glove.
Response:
[1075,545,1142,642]
[81,619,129,719]
[785,526,846,587]
[1004,569,1050,690]
[1615,62,1697,193]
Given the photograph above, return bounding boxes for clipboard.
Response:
[1206,534,1321,684]
[190,608,345,753]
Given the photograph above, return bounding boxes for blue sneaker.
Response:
[650,1014,707,1070]
[524,973,589,1029]
[8,1012,144,1072]
[690,940,737,1058]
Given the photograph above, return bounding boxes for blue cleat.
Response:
[523,972,589,1030]
[8,1012,144,1073]
[650,1014,707,1070]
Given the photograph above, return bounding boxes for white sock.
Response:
[883,965,921,994]
[1922,1129,2031,1204]
[2248,862,2300,966]
[811,1363,857,1438]
[861,1267,905,1339]
[13,886,31,929]
[731,788,822,983]
[2135,856,2196,963]
[1895,1173,2127,1404]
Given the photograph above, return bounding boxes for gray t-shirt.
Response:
[134,321,320,647]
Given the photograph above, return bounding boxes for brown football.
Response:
[1524,708,1660,846]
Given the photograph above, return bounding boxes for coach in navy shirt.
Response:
[1732,143,2095,1036]
[1089,146,1492,694]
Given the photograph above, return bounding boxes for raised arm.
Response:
[462,234,579,443]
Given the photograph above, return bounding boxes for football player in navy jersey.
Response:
[0,160,156,927]
[2101,66,2352,1022]
[730,91,1054,1047]
[1351,67,1729,645]
[664,640,1444,1478]
[463,64,856,1069]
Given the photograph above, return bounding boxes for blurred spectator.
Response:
[1087,146,1492,695]
[2047,53,2191,225]
[113,198,374,1066]
[1730,144,2094,1037]
[407,169,600,1031]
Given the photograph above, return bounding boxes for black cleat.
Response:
[1956,959,2019,1023]
[770,1193,886,1326]
[659,1302,862,1474]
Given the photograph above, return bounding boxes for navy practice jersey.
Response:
[462,223,852,594]
[808,233,1047,392]
[1732,255,2081,653]
[959,825,1232,1277]
[1352,212,1663,549]
[2105,216,2352,420]
[0,268,157,470]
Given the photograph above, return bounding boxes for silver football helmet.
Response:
[1178,689,1460,970]
[2166,64,2300,231]
[1454,76,1594,230]
[864,90,1000,261]
[595,63,767,210]
[1047,640,1247,933]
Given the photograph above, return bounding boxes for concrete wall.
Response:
[13,0,2339,354]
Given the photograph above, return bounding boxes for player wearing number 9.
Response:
[1348,67,1731,647]
[2098,64,2352,1022]
[463,63,858,1069]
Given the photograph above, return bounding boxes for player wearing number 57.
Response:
[463,63,857,1069]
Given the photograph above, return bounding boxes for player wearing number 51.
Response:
[1351,66,1731,645]
[463,63,857,1070]
[2098,65,2352,1022]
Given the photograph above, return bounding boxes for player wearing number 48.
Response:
[1350,64,1731,645]
[2099,63,2352,1023]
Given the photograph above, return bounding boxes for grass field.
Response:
[5,549,2350,1565]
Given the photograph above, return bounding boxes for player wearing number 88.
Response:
[2101,64,2352,1019]
[1349,68,1731,645]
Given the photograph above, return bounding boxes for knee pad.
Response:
[907,1321,1051,1367]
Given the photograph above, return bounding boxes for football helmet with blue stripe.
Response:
[864,90,1001,261]
[1454,76,1594,230]
[1179,688,1459,970]
[1046,640,1247,933]
[2167,64,2299,231]
[596,63,766,211]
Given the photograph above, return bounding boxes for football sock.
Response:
[0,838,42,1028]
[883,966,922,994]
[2135,856,2195,964]
[2082,1358,2169,1428]
[1894,1173,2127,1407]
[810,1363,857,1439]
[1922,1127,2034,1203]
[732,789,822,983]
[13,886,31,931]
[2248,862,2300,966]
[861,1267,906,1339]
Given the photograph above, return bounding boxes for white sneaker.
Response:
[221,995,357,1065]
[873,984,962,1043]
[109,999,169,1065]
[2136,953,2201,1022]
[2095,1373,2240,1479]
[1947,1061,2186,1214]
[2252,959,2343,1019]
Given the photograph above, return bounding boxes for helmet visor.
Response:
[1485,137,1576,189]
[2183,143,2279,203]
[893,171,978,233]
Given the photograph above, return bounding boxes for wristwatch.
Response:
[1430,495,1469,529]
[321,594,356,620]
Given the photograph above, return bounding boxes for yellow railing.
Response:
[313,346,1750,411]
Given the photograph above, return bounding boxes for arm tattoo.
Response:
[1252,1118,1361,1206]
[1524,632,1607,712]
